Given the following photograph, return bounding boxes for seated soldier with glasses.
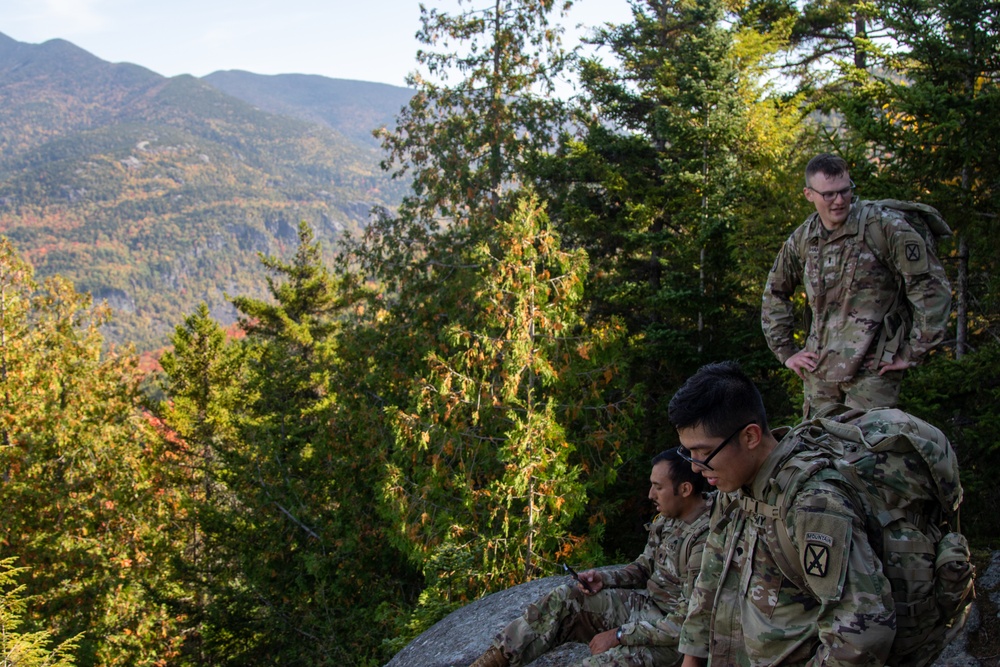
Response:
[669,361,895,667]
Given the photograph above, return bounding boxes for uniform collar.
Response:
[744,429,797,501]
[806,202,860,243]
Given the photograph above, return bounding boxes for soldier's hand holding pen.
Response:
[563,563,603,595]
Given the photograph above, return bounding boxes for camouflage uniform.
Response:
[678,431,896,666]
[761,201,951,416]
[492,498,713,667]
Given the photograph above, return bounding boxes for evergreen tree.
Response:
[0,558,79,667]
[541,0,802,447]
[835,0,1000,354]
[360,0,573,302]
[381,194,631,641]
[155,304,245,665]
[0,238,186,666]
[159,222,405,664]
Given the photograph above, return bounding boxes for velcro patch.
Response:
[795,509,851,601]
[896,230,930,274]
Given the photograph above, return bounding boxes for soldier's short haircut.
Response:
[667,360,769,438]
[805,153,849,186]
[652,447,708,494]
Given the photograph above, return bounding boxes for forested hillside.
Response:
[0,31,409,349]
[1,0,998,666]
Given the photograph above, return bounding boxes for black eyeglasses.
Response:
[807,179,856,203]
[678,421,755,471]
[806,179,857,204]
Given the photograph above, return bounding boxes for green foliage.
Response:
[376,0,570,236]
[899,344,1000,546]
[380,194,633,643]
[0,237,187,666]
[541,0,805,456]
[0,558,79,667]
[154,222,412,665]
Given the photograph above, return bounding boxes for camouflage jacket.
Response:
[761,202,951,382]
[603,494,713,647]
[678,433,896,666]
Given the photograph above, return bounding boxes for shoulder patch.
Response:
[893,229,930,274]
[794,510,851,601]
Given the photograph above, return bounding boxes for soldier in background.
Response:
[671,361,895,667]
[761,153,951,417]
[468,448,713,667]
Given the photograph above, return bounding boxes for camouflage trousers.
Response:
[802,367,903,418]
[492,584,681,667]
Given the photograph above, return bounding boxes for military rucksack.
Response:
[738,407,975,667]
[796,199,953,261]
[796,199,953,365]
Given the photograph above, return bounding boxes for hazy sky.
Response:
[0,0,633,89]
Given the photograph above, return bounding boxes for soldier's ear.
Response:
[678,480,694,498]
[743,423,765,451]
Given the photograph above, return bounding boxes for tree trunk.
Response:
[956,236,969,359]
[854,15,867,71]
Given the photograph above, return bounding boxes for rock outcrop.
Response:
[385,556,1000,667]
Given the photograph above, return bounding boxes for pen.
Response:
[562,562,594,593]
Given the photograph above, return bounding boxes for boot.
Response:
[468,645,510,667]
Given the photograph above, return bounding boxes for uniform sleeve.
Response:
[789,484,896,667]
[678,500,731,659]
[881,213,952,364]
[762,232,806,364]
[620,515,712,647]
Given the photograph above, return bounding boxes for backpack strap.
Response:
[739,494,810,592]
[677,506,712,581]
[737,445,881,600]
[736,452,832,593]
[855,200,890,265]
[858,201,912,365]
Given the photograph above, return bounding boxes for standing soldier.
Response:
[761,153,951,416]
[468,448,713,667]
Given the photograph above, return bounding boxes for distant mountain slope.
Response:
[202,70,413,147]
[0,32,405,350]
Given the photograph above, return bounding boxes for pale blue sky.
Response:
[0,0,633,89]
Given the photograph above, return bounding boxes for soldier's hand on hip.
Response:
[785,349,819,379]
[877,355,913,375]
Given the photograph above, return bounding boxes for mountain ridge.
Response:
[202,70,413,147]
[0,31,409,350]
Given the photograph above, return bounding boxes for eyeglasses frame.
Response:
[677,421,756,471]
[807,179,856,203]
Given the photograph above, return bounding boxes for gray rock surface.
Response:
[386,556,1000,667]
[383,570,604,667]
